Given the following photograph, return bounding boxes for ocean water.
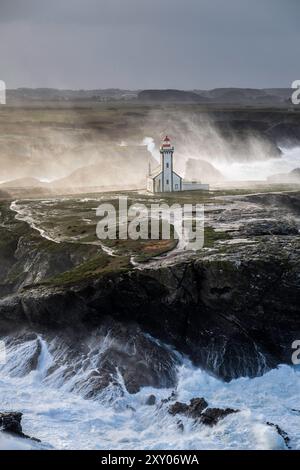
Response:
[0,336,299,450]
[215,146,300,181]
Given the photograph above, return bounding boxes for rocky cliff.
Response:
[0,191,299,392]
[1,244,299,383]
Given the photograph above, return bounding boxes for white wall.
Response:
[172,173,182,191]
[154,173,162,192]
[162,150,173,192]
[182,182,209,191]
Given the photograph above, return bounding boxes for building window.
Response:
[166,163,169,168]
[166,179,169,185]
[175,184,178,189]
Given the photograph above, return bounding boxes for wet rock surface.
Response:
[240,219,299,237]
[168,402,189,416]
[169,398,209,418]
[168,397,238,426]
[145,394,156,406]
[2,234,298,382]
[0,412,40,442]
[0,323,179,396]
[266,422,291,449]
[199,407,238,426]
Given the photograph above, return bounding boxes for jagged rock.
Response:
[0,412,40,442]
[5,333,42,376]
[0,412,23,435]
[145,394,156,406]
[169,397,208,418]
[1,321,179,397]
[168,398,238,426]
[266,422,291,449]
[241,220,299,237]
[168,402,189,416]
[186,398,209,418]
[199,407,238,426]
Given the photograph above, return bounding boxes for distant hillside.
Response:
[138,89,207,103]
[138,88,293,106]
[7,88,138,103]
[0,177,47,188]
[5,87,295,107]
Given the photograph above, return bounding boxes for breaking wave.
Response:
[215,146,300,181]
[0,333,299,450]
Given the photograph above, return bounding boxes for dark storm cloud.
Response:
[0,0,298,88]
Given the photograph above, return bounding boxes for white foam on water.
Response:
[215,146,300,181]
[0,335,299,450]
[0,432,38,450]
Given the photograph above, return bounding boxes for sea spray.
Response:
[0,334,299,450]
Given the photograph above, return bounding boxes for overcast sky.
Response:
[0,0,298,89]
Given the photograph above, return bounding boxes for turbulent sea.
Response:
[216,146,300,181]
[0,336,300,450]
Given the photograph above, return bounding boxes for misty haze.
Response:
[1,89,300,196]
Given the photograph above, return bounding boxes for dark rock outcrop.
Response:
[0,412,23,435]
[1,322,179,396]
[145,395,156,406]
[266,422,291,449]
[241,220,299,237]
[169,402,189,416]
[169,398,209,418]
[199,407,238,426]
[0,412,40,442]
[138,89,207,103]
[1,241,300,382]
[168,398,238,426]
[187,398,209,418]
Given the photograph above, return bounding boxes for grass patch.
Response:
[204,226,232,248]
[41,253,131,287]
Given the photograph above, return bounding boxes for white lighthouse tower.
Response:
[147,136,182,192]
[160,135,181,192]
[147,135,209,193]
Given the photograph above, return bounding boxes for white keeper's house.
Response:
[147,136,209,193]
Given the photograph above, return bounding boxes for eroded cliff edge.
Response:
[1,242,299,382]
[0,191,299,389]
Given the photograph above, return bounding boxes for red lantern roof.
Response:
[161,135,171,148]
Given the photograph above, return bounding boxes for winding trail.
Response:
[10,199,118,257]
[10,200,59,243]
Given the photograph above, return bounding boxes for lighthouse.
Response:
[147,136,209,193]
[147,136,182,192]
[160,135,183,192]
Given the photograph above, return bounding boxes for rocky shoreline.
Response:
[0,191,299,389]
[1,235,299,385]
[0,190,299,450]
